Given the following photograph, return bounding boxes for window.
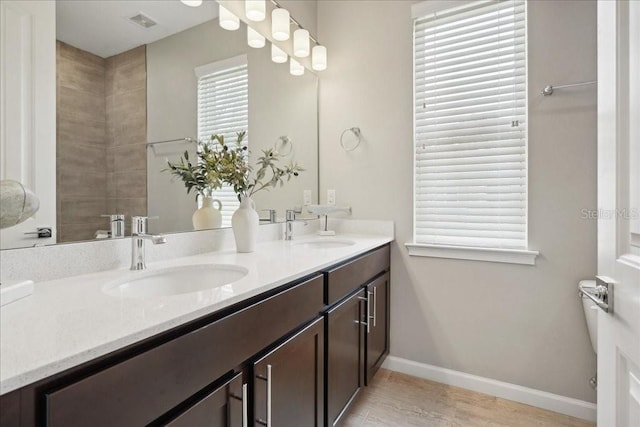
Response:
[408,0,538,265]
[195,55,248,227]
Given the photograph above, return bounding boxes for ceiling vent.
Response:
[129,12,157,29]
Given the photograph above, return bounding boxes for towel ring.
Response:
[274,136,293,157]
[340,127,361,152]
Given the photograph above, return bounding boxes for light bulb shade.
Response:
[290,58,304,76]
[219,5,240,31]
[181,0,202,6]
[293,29,310,58]
[312,45,327,71]
[247,26,265,48]
[272,8,290,41]
[245,0,265,21]
[271,44,287,63]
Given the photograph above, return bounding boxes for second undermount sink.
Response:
[292,239,356,249]
[102,264,248,298]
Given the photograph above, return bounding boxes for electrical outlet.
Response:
[327,189,336,206]
[303,190,312,206]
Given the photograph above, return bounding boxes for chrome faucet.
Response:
[130,216,166,271]
[284,208,303,241]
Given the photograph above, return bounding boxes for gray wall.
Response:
[317,0,597,402]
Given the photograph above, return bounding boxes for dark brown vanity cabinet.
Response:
[326,290,366,426]
[364,272,390,385]
[253,317,324,427]
[0,244,391,427]
[324,245,390,427]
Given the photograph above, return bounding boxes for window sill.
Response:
[405,243,539,266]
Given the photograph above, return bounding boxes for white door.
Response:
[0,0,57,248]
[597,1,640,426]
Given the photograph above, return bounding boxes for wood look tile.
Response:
[115,170,146,199]
[113,144,146,173]
[59,197,108,225]
[342,370,595,427]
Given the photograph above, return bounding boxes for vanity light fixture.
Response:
[271,8,290,41]
[271,44,287,63]
[293,29,310,58]
[180,0,202,6]
[312,45,327,71]
[245,0,266,22]
[219,4,240,31]
[290,58,304,76]
[247,26,265,48]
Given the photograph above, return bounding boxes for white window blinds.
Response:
[196,56,248,227]
[413,0,527,250]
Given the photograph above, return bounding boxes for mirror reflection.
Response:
[1,0,318,250]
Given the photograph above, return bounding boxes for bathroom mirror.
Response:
[0,0,318,249]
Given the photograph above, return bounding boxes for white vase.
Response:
[231,196,259,253]
[192,197,223,230]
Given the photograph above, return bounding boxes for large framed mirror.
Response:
[0,0,318,250]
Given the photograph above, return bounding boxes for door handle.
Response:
[579,276,614,313]
[23,227,52,238]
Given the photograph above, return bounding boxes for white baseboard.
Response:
[382,356,597,423]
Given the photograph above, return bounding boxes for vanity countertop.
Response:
[0,234,392,395]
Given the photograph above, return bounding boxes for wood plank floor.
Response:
[342,369,595,427]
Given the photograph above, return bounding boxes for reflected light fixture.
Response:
[247,26,265,48]
[245,0,265,22]
[180,0,202,6]
[312,45,327,71]
[293,29,310,58]
[272,8,290,41]
[219,5,240,31]
[271,44,287,63]
[290,58,304,76]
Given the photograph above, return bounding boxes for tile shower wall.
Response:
[56,41,108,242]
[105,46,148,233]
[56,43,147,242]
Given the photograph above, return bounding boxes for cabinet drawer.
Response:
[325,245,389,305]
[46,274,324,427]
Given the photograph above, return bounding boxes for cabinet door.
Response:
[365,272,389,385]
[253,317,324,427]
[326,290,365,427]
[163,372,247,427]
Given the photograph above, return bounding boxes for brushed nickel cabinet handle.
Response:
[242,383,248,427]
[267,364,272,427]
[372,286,378,328]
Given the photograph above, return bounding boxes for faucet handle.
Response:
[131,216,148,235]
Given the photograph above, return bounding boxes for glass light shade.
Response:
[181,0,202,6]
[312,45,327,71]
[272,9,290,41]
[290,58,304,76]
[247,27,265,48]
[219,5,240,31]
[293,29,310,58]
[245,0,265,22]
[271,44,287,63]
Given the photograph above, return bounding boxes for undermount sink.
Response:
[292,239,356,249]
[102,264,248,298]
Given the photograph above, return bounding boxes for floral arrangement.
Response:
[165,131,303,201]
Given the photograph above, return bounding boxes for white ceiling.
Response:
[56,0,219,58]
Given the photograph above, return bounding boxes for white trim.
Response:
[405,243,538,265]
[411,0,476,19]
[194,54,248,78]
[382,356,597,422]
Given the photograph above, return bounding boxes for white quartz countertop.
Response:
[0,234,392,395]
